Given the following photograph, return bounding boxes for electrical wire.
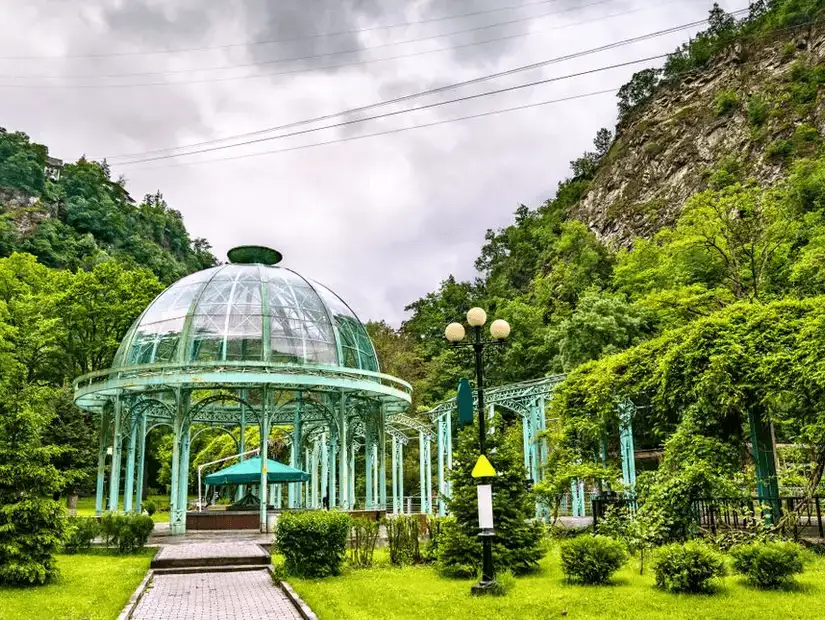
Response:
[0,0,568,61]
[0,0,617,80]
[114,54,667,166]
[102,12,733,162]
[1,5,747,89]
[123,87,621,172]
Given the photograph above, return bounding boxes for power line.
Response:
[3,0,615,80]
[123,87,621,172]
[114,54,668,167]
[0,0,567,61]
[1,1,726,89]
[104,13,736,162]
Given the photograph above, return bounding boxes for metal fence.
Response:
[591,496,638,529]
[694,496,825,539]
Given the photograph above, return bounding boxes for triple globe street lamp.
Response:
[444,307,510,594]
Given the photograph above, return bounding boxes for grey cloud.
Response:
[0,0,720,325]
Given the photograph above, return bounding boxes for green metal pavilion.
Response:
[73,246,413,534]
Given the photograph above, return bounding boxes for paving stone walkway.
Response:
[131,570,303,620]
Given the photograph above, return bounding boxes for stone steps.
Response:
[150,541,271,570]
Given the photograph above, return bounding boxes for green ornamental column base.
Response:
[170,510,187,536]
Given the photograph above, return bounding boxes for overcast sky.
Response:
[0,0,739,325]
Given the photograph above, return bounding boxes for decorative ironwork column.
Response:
[123,405,138,513]
[135,410,148,513]
[418,431,427,514]
[108,396,122,512]
[95,411,109,515]
[619,400,637,494]
[338,392,349,510]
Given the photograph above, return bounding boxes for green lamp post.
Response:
[445,307,511,594]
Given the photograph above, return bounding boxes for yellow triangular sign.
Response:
[472,455,497,478]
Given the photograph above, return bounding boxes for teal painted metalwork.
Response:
[619,400,637,495]
[749,409,781,523]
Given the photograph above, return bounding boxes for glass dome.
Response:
[112,263,379,372]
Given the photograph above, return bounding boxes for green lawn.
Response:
[289,547,825,620]
[0,550,154,620]
[70,495,172,523]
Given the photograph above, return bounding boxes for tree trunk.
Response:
[67,493,79,517]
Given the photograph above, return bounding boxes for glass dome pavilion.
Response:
[73,246,412,534]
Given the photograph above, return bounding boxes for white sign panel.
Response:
[477,484,494,530]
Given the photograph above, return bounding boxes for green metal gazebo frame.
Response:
[73,248,414,534]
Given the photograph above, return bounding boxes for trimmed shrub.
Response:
[349,518,379,568]
[99,513,154,554]
[560,535,628,585]
[63,517,100,554]
[653,541,726,593]
[275,511,350,578]
[731,541,804,589]
[423,516,446,562]
[385,515,422,566]
[143,499,157,517]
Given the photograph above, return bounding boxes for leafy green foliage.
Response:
[275,511,350,578]
[653,541,727,593]
[437,418,545,577]
[385,515,422,566]
[0,130,216,283]
[747,94,770,127]
[349,518,379,568]
[0,363,66,585]
[0,128,47,194]
[63,517,101,554]
[715,90,740,116]
[98,513,154,554]
[423,516,446,562]
[731,540,805,588]
[559,535,628,584]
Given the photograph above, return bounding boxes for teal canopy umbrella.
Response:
[204,457,309,485]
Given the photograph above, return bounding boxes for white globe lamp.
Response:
[445,322,466,342]
[467,307,487,327]
[490,319,511,340]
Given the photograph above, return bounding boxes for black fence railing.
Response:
[592,495,825,540]
[591,496,638,530]
[694,496,825,540]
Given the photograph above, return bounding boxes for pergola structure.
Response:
[423,376,564,517]
[73,246,412,534]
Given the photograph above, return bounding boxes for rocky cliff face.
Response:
[575,24,825,248]
[0,187,49,236]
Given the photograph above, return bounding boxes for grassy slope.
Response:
[0,550,154,620]
[290,547,825,620]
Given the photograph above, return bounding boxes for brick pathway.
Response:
[131,570,303,620]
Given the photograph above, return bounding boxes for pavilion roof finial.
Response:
[227,245,283,266]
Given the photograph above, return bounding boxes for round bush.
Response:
[143,499,157,517]
[560,535,628,585]
[653,541,726,593]
[731,541,804,588]
[63,517,100,554]
[275,511,350,578]
[99,513,154,553]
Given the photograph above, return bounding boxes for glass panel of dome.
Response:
[190,273,265,362]
[266,276,337,366]
[141,281,206,325]
[128,317,185,365]
[211,264,260,281]
[311,281,378,371]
